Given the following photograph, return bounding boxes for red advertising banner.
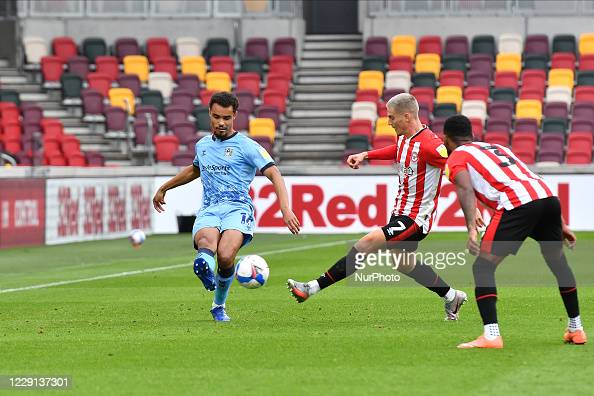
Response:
[0,179,46,248]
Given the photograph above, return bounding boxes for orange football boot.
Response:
[563,329,587,344]
[457,335,504,349]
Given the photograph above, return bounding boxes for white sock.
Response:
[444,288,456,302]
[483,323,500,340]
[307,280,320,295]
[211,303,225,309]
[568,315,583,332]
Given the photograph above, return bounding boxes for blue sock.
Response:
[213,266,235,306]
[195,248,215,273]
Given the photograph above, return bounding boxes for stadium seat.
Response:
[567,132,593,164]
[519,86,544,102]
[439,70,465,89]
[524,34,550,59]
[514,148,536,164]
[365,36,389,60]
[255,105,280,129]
[523,54,549,71]
[266,74,290,98]
[388,56,413,74]
[269,56,293,80]
[544,101,569,119]
[203,38,230,62]
[117,74,141,97]
[61,135,81,156]
[46,153,67,166]
[148,72,173,98]
[81,89,105,120]
[516,99,542,124]
[123,55,149,82]
[466,71,490,87]
[170,89,194,113]
[66,152,87,167]
[579,33,594,56]
[177,74,200,95]
[273,37,296,60]
[82,37,106,64]
[175,37,201,59]
[249,118,276,142]
[171,150,196,166]
[385,70,411,91]
[84,151,105,166]
[95,56,119,81]
[210,56,235,80]
[104,106,128,132]
[67,56,89,80]
[52,36,77,62]
[548,68,574,89]
[469,53,494,78]
[0,90,21,106]
[490,87,516,103]
[358,70,384,95]
[411,72,436,88]
[236,91,255,114]
[40,56,64,87]
[153,57,178,81]
[181,56,207,81]
[87,72,112,97]
[494,71,519,92]
[433,103,457,118]
[442,55,467,72]
[133,118,158,145]
[415,53,441,77]
[382,88,405,103]
[60,73,83,104]
[418,35,442,55]
[135,106,159,131]
[498,33,523,54]
[572,101,594,120]
[571,118,594,132]
[410,87,435,111]
[469,117,484,140]
[23,36,48,64]
[577,70,594,86]
[552,34,577,55]
[140,90,164,113]
[464,86,490,103]
[391,35,416,60]
[153,134,180,162]
[262,89,286,114]
[545,86,572,108]
[351,101,377,123]
[375,117,395,137]
[164,105,189,128]
[241,57,265,78]
[511,132,537,155]
[115,37,140,61]
[22,105,43,124]
[486,118,512,133]
[461,100,487,124]
[579,54,594,71]
[109,88,135,114]
[146,37,172,63]
[372,135,396,148]
[538,133,564,163]
[436,86,462,111]
[496,53,522,76]
[445,35,469,59]
[235,72,260,97]
[542,118,568,134]
[345,135,370,153]
[362,56,387,73]
[168,120,197,147]
[348,119,373,138]
[471,35,496,58]
[245,37,269,63]
[251,136,274,157]
[190,106,208,131]
[514,118,539,133]
[355,89,379,103]
[484,131,510,146]
[551,53,576,71]
[199,90,216,106]
[205,72,232,92]
[521,69,547,92]
[430,117,447,135]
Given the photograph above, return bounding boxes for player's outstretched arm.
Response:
[153,165,200,213]
[454,170,480,255]
[262,165,300,234]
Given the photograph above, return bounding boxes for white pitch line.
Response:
[0,239,355,294]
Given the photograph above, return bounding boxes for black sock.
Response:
[541,248,580,318]
[317,247,359,290]
[473,257,498,324]
[404,261,450,297]
[217,265,234,278]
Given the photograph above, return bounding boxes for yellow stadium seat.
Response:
[181,56,207,81]
[108,88,135,114]
[123,55,149,82]
[375,117,395,137]
[548,68,574,90]
[249,118,276,142]
[391,35,416,60]
[579,33,594,56]
[436,86,462,111]
[495,53,522,76]
[516,99,542,124]
[205,71,231,92]
[415,53,441,78]
[358,70,384,95]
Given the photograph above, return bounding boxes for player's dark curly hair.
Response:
[209,92,239,112]
[444,114,473,142]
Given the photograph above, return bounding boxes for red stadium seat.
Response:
[579,54,594,71]
[154,134,180,162]
[269,56,293,80]
[41,119,64,138]
[61,135,81,155]
[95,56,120,81]
[52,36,77,62]
[519,86,544,102]
[566,132,593,163]
[200,90,216,105]
[410,87,434,112]
[355,89,380,103]
[388,55,413,74]
[494,71,518,92]
[439,70,464,89]
[236,72,260,97]
[514,148,536,164]
[574,86,594,105]
[551,53,576,71]
[464,86,490,103]
[484,131,510,146]
[66,152,87,166]
[43,136,62,153]
[348,119,373,138]
[266,74,290,98]
[469,118,484,141]
[87,72,112,97]
[41,56,64,82]
[146,37,171,63]
[511,132,537,155]
[46,153,67,166]
[262,89,286,113]
[153,57,178,81]
[418,35,442,55]
[210,56,235,80]
[3,136,21,154]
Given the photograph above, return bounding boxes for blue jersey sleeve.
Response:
[244,140,274,172]
[192,142,200,168]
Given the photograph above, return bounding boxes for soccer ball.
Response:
[235,255,269,289]
[128,229,146,247]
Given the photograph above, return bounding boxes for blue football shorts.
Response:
[192,202,255,248]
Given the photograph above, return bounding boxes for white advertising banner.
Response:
[46,178,153,244]
[152,174,589,234]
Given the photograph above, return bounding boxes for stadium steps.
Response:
[280,34,361,164]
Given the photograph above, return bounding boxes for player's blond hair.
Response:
[386,93,419,116]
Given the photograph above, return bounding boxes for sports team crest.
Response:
[411,152,418,162]
[224,147,234,157]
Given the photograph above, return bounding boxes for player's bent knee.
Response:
[216,249,238,269]
[354,229,387,253]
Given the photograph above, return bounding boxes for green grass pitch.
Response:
[0,232,592,395]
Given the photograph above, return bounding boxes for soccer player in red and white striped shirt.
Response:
[444,115,586,348]
[287,93,468,321]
